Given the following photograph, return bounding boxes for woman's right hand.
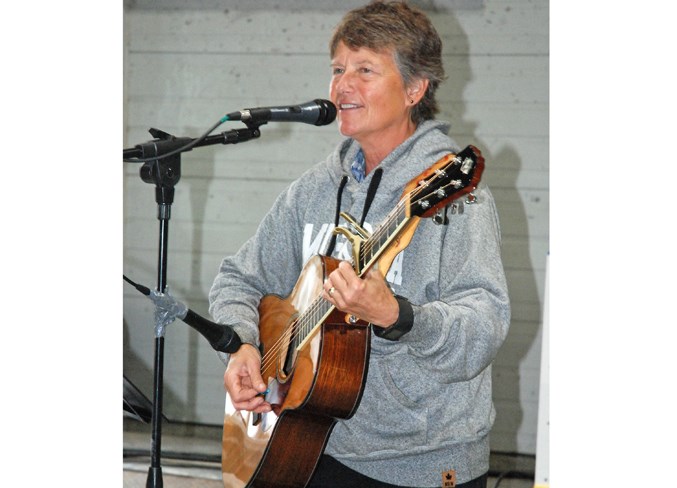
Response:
[224,343,272,413]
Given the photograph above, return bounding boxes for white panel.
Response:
[535,255,550,485]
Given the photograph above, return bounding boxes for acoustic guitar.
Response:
[221,145,484,488]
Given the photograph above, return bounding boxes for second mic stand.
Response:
[125,122,261,488]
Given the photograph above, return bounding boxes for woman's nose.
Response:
[334,71,355,94]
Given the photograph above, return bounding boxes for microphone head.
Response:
[312,99,337,126]
[226,99,337,125]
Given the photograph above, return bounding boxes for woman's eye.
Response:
[332,67,344,75]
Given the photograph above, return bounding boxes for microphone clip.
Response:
[137,128,186,206]
[124,275,243,354]
[148,288,188,338]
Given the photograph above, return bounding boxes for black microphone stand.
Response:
[123,122,261,488]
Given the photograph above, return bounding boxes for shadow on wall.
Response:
[184,137,219,420]
[489,145,541,453]
[432,6,542,454]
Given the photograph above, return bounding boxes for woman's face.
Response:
[330,42,415,148]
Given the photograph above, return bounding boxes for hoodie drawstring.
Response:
[360,168,383,226]
[325,168,384,257]
[325,175,348,256]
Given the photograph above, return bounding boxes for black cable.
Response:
[123,448,221,465]
[491,470,513,488]
[123,117,228,163]
[490,469,535,488]
[123,274,151,296]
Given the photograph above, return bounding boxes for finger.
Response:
[232,395,272,413]
[337,260,357,281]
[366,265,384,280]
[329,265,351,293]
[323,274,339,300]
[246,366,267,393]
[341,262,368,295]
[225,369,264,399]
[251,403,273,414]
[234,344,267,392]
[227,376,267,407]
[323,283,338,303]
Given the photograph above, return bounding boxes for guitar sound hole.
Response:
[282,322,300,378]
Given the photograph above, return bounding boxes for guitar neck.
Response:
[297,146,484,346]
[355,201,410,276]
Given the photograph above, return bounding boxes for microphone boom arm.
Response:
[123,124,262,163]
[123,99,335,164]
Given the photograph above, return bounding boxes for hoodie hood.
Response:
[324,119,461,194]
[315,118,465,267]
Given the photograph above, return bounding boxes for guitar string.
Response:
[259,292,332,373]
[258,155,474,373]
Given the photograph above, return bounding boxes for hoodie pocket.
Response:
[329,355,430,457]
[378,355,430,408]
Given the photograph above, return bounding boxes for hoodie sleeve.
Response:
[208,175,311,353]
[396,185,511,384]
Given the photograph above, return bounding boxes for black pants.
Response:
[307,455,488,488]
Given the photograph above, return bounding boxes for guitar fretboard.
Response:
[358,200,409,275]
[293,200,411,349]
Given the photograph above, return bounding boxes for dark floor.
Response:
[123,418,536,488]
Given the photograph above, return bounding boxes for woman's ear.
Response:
[407,78,430,105]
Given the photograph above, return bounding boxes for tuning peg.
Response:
[432,206,449,225]
[450,202,464,215]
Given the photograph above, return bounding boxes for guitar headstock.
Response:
[406,145,484,219]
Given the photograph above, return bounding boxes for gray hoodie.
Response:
[209,120,510,486]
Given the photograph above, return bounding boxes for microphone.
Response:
[182,309,242,354]
[226,99,337,126]
[124,275,242,354]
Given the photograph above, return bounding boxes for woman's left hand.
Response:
[323,260,399,328]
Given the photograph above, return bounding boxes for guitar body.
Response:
[221,255,371,488]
